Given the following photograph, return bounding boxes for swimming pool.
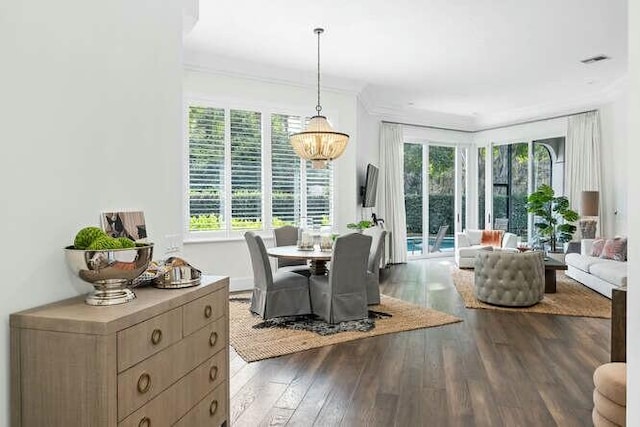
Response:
[406,236,454,253]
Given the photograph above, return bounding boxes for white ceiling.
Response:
[183,0,628,128]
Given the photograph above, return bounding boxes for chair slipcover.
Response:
[363,228,387,305]
[474,251,545,307]
[244,232,311,319]
[273,225,311,277]
[310,233,371,323]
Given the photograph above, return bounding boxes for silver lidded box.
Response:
[152,257,201,289]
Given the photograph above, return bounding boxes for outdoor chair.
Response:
[429,225,449,253]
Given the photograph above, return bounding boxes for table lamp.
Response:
[579,191,599,239]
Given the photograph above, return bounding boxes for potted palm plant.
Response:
[526,184,579,252]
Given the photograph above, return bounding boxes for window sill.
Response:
[184,233,274,245]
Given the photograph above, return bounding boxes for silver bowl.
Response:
[64,244,154,306]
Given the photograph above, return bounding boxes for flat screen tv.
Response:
[362,163,379,208]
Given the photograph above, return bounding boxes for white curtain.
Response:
[565,111,602,235]
[379,123,407,263]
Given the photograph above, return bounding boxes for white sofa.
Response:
[565,239,627,298]
[455,229,518,268]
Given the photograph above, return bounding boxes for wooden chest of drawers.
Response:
[10,276,229,427]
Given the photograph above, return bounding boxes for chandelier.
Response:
[290,28,349,169]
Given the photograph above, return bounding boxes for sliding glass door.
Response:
[481,139,559,243]
[404,143,467,257]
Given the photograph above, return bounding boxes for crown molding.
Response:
[183,50,366,96]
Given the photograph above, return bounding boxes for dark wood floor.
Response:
[229,258,610,426]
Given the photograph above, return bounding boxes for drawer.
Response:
[183,288,226,336]
[119,350,227,427]
[117,316,227,421]
[174,381,228,427]
[117,307,182,373]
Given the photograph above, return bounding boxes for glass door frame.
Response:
[406,141,471,260]
[480,139,558,244]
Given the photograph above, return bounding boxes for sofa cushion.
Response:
[466,230,483,246]
[600,237,627,262]
[566,253,602,272]
[458,245,493,258]
[589,262,628,287]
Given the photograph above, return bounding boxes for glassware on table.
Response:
[297,217,314,250]
[319,225,333,252]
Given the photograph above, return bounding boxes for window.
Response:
[187,105,334,237]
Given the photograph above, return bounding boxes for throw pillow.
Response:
[600,237,627,261]
[590,239,605,257]
[481,230,504,247]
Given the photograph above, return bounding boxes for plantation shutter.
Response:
[271,114,302,226]
[188,106,226,231]
[230,109,262,230]
[306,161,333,227]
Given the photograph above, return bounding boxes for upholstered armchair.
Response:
[244,232,312,319]
[455,229,518,268]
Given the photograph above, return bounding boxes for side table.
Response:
[611,286,627,362]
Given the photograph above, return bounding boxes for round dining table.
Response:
[266,245,332,275]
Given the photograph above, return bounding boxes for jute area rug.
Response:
[230,294,461,363]
[451,268,611,318]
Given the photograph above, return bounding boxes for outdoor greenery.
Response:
[526,184,578,252]
[188,107,332,231]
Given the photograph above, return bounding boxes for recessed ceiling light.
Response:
[408,102,415,106]
[581,55,611,64]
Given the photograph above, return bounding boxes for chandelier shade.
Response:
[290,28,349,169]
[290,115,349,169]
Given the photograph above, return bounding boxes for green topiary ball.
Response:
[116,237,135,248]
[74,227,107,249]
[87,236,121,250]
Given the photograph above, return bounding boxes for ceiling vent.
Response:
[581,55,611,64]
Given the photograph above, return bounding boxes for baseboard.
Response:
[230,276,253,292]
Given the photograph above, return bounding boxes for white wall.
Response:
[182,69,359,290]
[627,0,639,422]
[599,91,629,237]
[356,98,380,220]
[0,0,183,424]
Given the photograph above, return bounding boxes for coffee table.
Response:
[543,256,568,293]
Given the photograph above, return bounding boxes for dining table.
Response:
[266,245,332,275]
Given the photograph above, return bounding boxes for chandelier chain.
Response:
[315,28,323,115]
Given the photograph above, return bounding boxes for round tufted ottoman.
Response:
[593,362,626,426]
[474,250,545,307]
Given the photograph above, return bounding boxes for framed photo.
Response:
[101,211,147,242]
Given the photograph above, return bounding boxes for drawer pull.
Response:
[209,365,218,382]
[204,304,213,319]
[209,400,218,416]
[138,416,151,427]
[137,372,151,394]
[150,328,162,345]
[209,331,218,347]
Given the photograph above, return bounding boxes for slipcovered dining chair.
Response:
[273,225,311,277]
[309,233,371,323]
[363,227,387,305]
[244,232,311,319]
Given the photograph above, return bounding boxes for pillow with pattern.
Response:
[590,239,605,257]
[600,237,627,261]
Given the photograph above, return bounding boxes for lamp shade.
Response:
[289,115,349,169]
[581,191,599,216]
